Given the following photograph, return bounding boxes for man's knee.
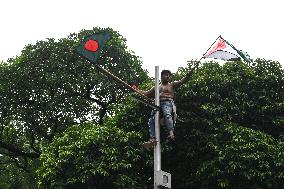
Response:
[164,114,173,120]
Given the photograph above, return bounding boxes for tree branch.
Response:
[0,140,40,159]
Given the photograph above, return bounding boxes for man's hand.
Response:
[131,84,138,91]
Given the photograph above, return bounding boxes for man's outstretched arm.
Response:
[132,85,155,98]
[172,69,194,88]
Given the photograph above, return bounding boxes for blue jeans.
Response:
[148,101,175,139]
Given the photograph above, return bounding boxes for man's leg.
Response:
[161,102,174,140]
[142,115,157,149]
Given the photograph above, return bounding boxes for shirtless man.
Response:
[137,69,193,146]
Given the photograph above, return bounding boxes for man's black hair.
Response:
[161,70,172,76]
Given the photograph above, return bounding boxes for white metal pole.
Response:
[154,66,161,189]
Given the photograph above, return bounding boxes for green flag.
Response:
[76,32,111,63]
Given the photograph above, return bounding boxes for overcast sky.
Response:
[1,0,283,77]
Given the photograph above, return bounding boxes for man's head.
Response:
[161,70,172,77]
[161,70,172,84]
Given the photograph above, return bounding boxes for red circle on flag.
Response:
[84,40,99,52]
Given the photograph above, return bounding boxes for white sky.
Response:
[1,0,283,77]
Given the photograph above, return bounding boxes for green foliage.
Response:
[37,122,141,189]
[104,96,156,188]
[0,156,36,189]
[177,60,284,137]
[196,123,284,189]
[168,59,284,188]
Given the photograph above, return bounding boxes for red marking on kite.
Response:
[84,40,99,52]
[206,38,226,56]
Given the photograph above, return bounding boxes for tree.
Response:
[196,122,284,189]
[36,122,142,189]
[0,27,149,188]
[167,60,284,188]
[0,155,36,189]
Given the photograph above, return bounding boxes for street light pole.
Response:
[154,66,161,189]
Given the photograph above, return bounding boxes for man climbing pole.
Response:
[133,69,194,149]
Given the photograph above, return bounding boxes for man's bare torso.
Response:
[160,83,174,100]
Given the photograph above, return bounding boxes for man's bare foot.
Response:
[142,139,157,150]
[168,130,175,141]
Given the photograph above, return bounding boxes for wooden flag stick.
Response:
[130,95,160,110]
[75,46,159,109]
[95,64,159,110]
[95,64,144,95]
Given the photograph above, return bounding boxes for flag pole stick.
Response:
[130,95,160,110]
[76,53,160,110]
[94,64,153,99]
[75,49,147,97]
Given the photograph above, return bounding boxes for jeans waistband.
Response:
[160,99,173,102]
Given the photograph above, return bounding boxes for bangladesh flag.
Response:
[76,32,111,63]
